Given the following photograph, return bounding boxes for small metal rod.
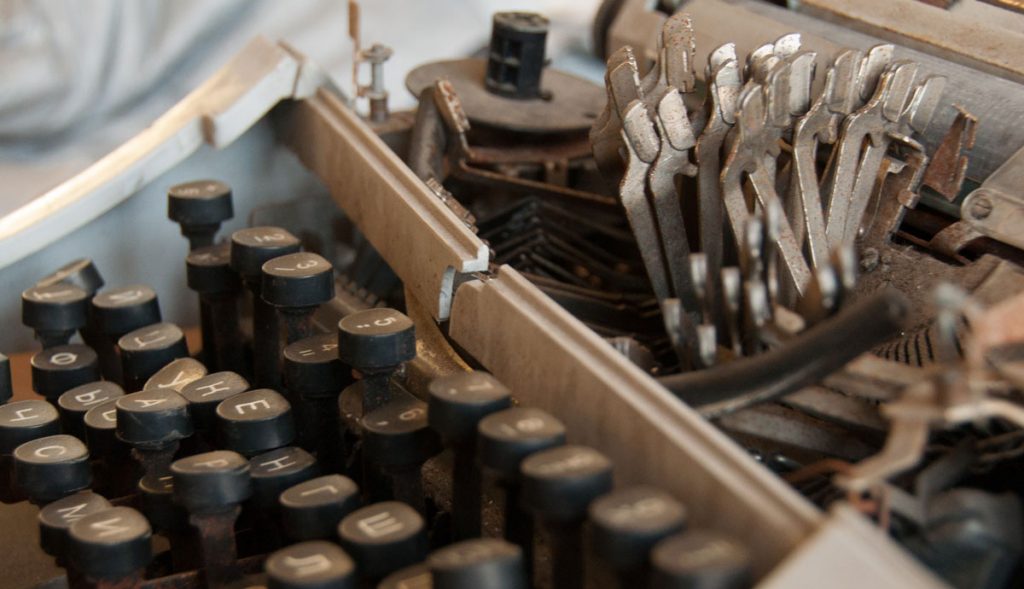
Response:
[250,288,281,389]
[206,293,245,374]
[189,506,242,589]
[384,464,427,515]
[545,519,585,589]
[280,309,317,346]
[452,437,481,539]
[131,442,179,482]
[502,481,534,581]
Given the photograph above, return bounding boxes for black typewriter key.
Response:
[284,334,346,397]
[91,284,161,383]
[362,398,440,513]
[520,445,613,589]
[428,371,511,539]
[39,491,111,560]
[117,321,189,391]
[37,258,104,294]
[379,563,432,589]
[144,357,207,392]
[0,354,10,405]
[338,501,427,581]
[217,389,295,456]
[589,486,687,588]
[115,390,193,481]
[338,308,416,415]
[68,506,152,583]
[167,179,234,250]
[91,284,162,337]
[181,371,249,439]
[250,446,319,510]
[172,450,252,587]
[22,283,89,348]
[266,540,356,589]
[38,259,107,383]
[285,334,348,470]
[478,407,565,576]
[250,446,319,548]
[0,399,60,502]
[14,434,91,504]
[428,538,527,589]
[231,226,301,388]
[650,530,752,589]
[30,344,100,400]
[187,242,245,373]
[0,400,61,452]
[262,252,335,342]
[59,381,124,440]
[280,474,360,541]
[83,399,136,496]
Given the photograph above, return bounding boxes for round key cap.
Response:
[59,382,124,439]
[118,322,189,387]
[15,434,91,504]
[68,506,152,579]
[187,243,242,294]
[39,491,111,558]
[36,258,104,295]
[362,399,440,468]
[337,309,415,372]
[250,447,318,509]
[283,334,346,397]
[144,357,207,392]
[83,399,121,455]
[379,564,432,589]
[338,501,427,580]
[0,354,11,405]
[91,285,161,335]
[428,538,526,589]
[115,390,193,448]
[266,540,356,589]
[280,474,360,541]
[650,530,752,589]
[167,179,234,231]
[31,344,100,399]
[262,252,335,309]
[180,371,249,431]
[217,389,295,456]
[589,486,687,571]
[0,400,60,455]
[171,450,252,514]
[478,408,566,480]
[22,283,89,334]
[428,371,512,441]
[521,445,613,522]
[230,227,301,280]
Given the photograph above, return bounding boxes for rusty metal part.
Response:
[921,107,977,201]
[189,507,242,589]
[405,59,605,133]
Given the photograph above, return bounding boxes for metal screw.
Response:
[969,194,993,220]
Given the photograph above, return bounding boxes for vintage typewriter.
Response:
[2,0,1024,587]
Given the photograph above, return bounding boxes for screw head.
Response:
[969,193,994,220]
